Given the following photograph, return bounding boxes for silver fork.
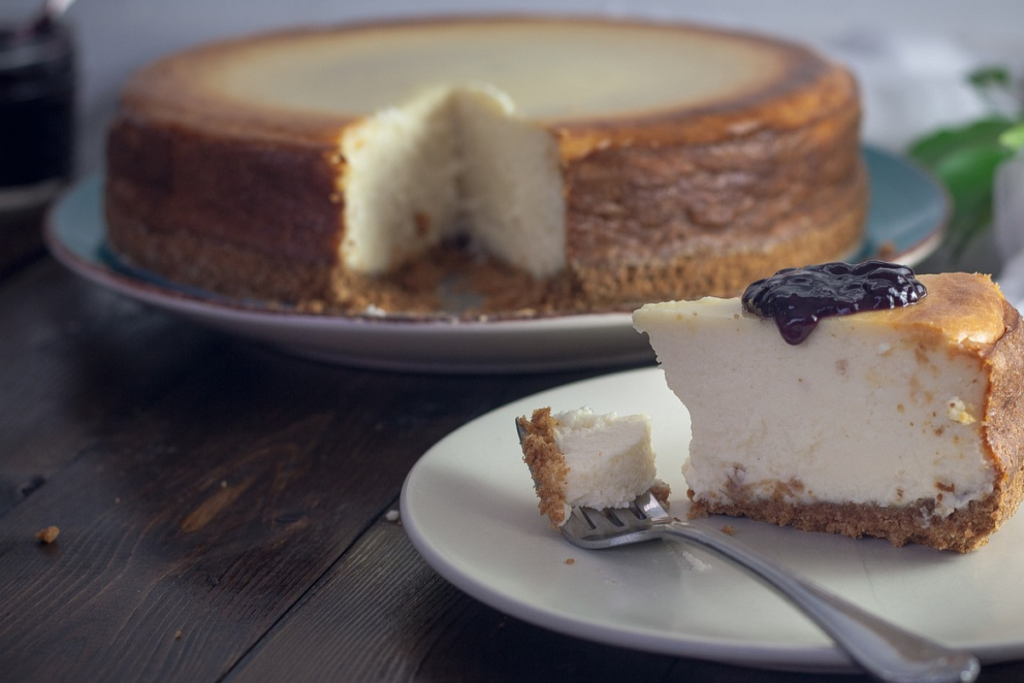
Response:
[561,491,979,683]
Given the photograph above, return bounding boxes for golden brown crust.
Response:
[687,493,1008,553]
[650,479,672,510]
[553,33,858,159]
[856,273,1010,348]
[108,217,588,316]
[517,408,569,527]
[105,115,344,264]
[568,130,866,303]
[977,294,1024,544]
[118,16,854,147]
[105,210,337,304]
[105,16,866,314]
[564,102,862,262]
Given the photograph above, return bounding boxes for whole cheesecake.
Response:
[634,267,1024,552]
[105,16,866,316]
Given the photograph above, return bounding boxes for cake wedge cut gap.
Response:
[340,84,566,279]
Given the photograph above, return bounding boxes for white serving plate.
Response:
[401,367,1024,672]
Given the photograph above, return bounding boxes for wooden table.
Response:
[1,233,1021,683]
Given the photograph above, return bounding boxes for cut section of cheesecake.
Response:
[517,407,669,527]
[632,272,1024,552]
[339,87,461,275]
[453,86,567,279]
[105,17,866,315]
[340,84,565,278]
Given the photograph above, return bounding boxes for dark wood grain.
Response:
[0,260,603,682]
[0,258,216,514]
[0,257,1021,683]
[228,513,684,683]
[227,512,1024,683]
[0,349,577,681]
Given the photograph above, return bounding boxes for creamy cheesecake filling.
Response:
[634,294,997,520]
[518,407,665,527]
[340,87,461,273]
[552,408,658,512]
[454,86,566,277]
[339,85,565,277]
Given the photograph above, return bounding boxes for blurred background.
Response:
[0,0,1019,174]
[2,0,1023,275]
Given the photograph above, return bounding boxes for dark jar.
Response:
[0,16,75,212]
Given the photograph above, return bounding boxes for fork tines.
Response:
[561,491,669,549]
[577,499,648,530]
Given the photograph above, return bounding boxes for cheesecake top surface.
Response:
[636,272,1011,353]
[117,16,854,147]
[865,272,1009,349]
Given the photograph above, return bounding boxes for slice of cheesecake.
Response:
[517,407,669,527]
[633,270,1024,552]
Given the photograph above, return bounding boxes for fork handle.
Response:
[657,522,979,683]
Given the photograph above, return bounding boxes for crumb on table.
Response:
[35,526,60,544]
[721,525,736,536]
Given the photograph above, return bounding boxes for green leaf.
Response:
[907,117,1018,256]
[936,144,1014,253]
[934,144,1012,192]
[1000,123,1024,151]
[907,117,1014,168]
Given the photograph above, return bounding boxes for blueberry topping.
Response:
[741,261,927,345]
